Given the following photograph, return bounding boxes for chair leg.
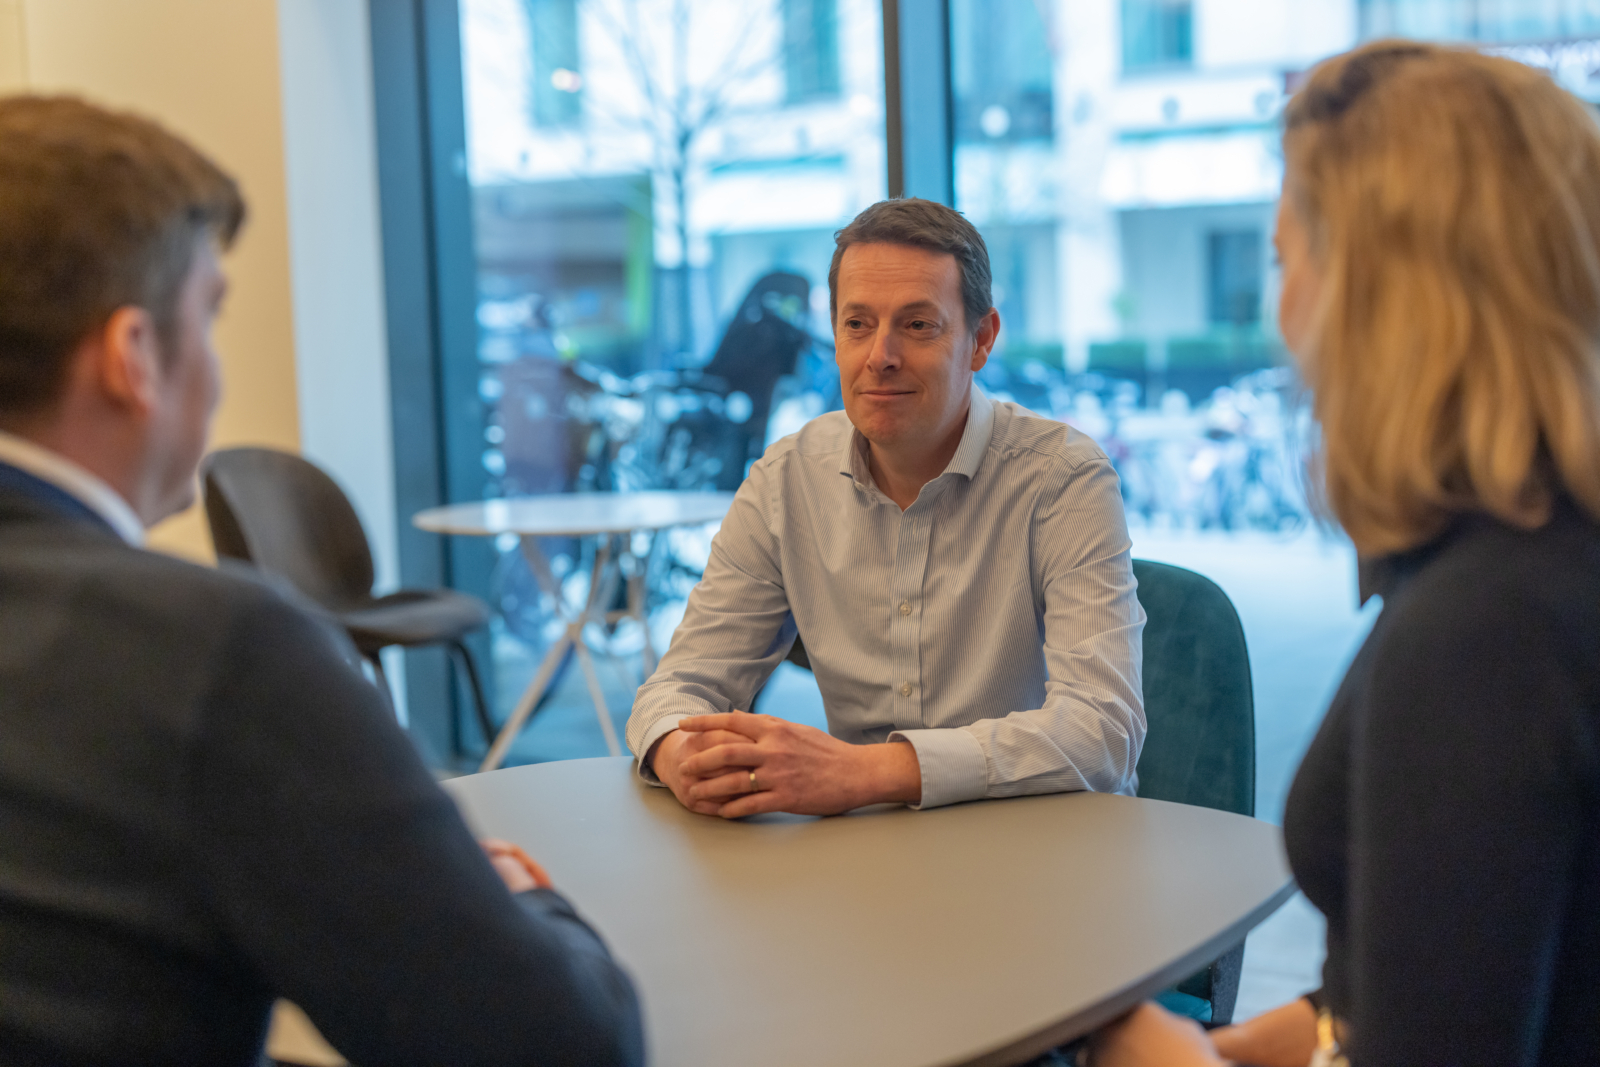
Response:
[1207,939,1247,1026]
[447,640,497,747]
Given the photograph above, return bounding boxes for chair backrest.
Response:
[1132,559,1255,817]
[201,447,375,610]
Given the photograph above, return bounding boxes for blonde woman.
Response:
[1091,40,1600,1067]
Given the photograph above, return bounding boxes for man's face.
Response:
[144,239,226,523]
[834,242,997,457]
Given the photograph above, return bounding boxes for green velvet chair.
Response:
[1132,558,1256,1025]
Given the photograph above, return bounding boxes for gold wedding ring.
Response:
[748,770,760,792]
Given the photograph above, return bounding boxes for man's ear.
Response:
[969,307,1001,372]
[90,306,163,415]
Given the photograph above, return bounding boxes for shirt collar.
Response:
[946,384,995,478]
[838,384,997,491]
[0,430,146,545]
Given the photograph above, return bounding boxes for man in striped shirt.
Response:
[627,198,1146,816]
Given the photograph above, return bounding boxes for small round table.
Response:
[413,492,735,770]
[444,757,1297,1067]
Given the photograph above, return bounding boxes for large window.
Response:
[932,0,1600,1016]
[381,0,1600,1019]
[432,0,1600,759]
[456,0,884,757]
[953,0,1358,1021]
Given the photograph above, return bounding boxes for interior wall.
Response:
[277,0,399,595]
[0,1,25,90]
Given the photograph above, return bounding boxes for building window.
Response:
[1360,0,1600,42]
[1122,0,1193,72]
[1208,230,1262,327]
[951,0,1054,143]
[524,0,581,128]
[784,0,840,103]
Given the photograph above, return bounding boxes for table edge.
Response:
[951,876,1299,1067]
[445,763,1299,1067]
[411,493,735,536]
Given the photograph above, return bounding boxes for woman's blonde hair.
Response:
[1284,40,1600,555]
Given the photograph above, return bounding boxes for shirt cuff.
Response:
[634,713,691,786]
[888,728,988,809]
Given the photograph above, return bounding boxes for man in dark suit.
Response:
[0,97,644,1066]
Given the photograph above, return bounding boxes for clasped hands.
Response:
[649,712,922,818]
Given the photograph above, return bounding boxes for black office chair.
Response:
[777,558,1256,1024]
[201,447,495,743]
[1131,558,1255,1025]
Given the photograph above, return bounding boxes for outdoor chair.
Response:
[201,447,495,743]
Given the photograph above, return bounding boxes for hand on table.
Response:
[661,712,922,818]
[480,838,552,894]
[1086,1002,1225,1067]
[1208,996,1318,1067]
[647,725,757,815]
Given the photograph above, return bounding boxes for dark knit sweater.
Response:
[1285,501,1600,1066]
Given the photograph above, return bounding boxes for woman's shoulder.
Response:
[1364,503,1600,747]
[1393,501,1600,632]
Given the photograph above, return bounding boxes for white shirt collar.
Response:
[839,383,997,489]
[944,384,995,478]
[0,429,146,545]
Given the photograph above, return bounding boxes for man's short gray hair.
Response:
[827,198,993,335]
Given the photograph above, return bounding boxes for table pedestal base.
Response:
[479,533,658,772]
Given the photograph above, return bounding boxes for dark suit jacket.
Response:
[0,464,645,1067]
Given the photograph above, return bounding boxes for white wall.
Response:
[277,0,399,597]
[276,0,404,717]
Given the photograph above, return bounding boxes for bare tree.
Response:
[571,0,787,359]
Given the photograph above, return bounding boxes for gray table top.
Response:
[412,491,735,537]
[443,757,1295,1067]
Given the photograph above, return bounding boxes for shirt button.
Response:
[899,602,911,616]
[899,682,913,697]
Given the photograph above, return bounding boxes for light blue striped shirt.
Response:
[627,386,1146,809]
